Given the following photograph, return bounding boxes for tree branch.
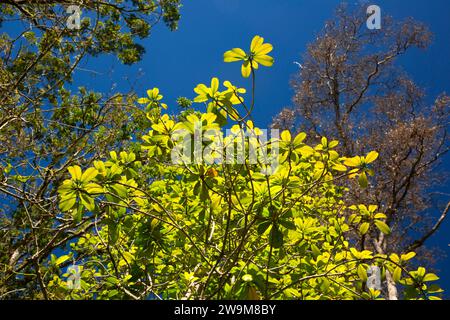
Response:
[406,201,450,252]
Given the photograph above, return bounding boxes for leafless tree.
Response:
[272,4,449,299]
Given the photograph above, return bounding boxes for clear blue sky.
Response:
[77,0,450,295]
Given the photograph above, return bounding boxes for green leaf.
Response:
[14,175,31,183]
[108,224,120,244]
[68,165,82,180]
[332,164,347,172]
[72,204,84,222]
[110,151,118,161]
[80,193,95,211]
[365,151,379,164]
[359,222,370,235]
[106,277,119,285]
[427,284,444,293]
[297,145,314,157]
[279,220,296,230]
[320,278,330,292]
[374,213,387,219]
[401,252,416,261]
[122,251,134,263]
[393,266,402,283]
[81,167,98,182]
[293,132,306,145]
[311,244,321,258]
[270,226,283,248]
[85,183,104,194]
[58,181,74,194]
[423,273,439,282]
[358,172,368,188]
[56,255,70,266]
[200,183,209,201]
[344,156,361,167]
[108,289,119,298]
[389,253,400,263]
[374,220,391,235]
[111,184,128,198]
[357,264,367,282]
[257,221,271,235]
[242,274,253,282]
[417,267,426,278]
[137,97,149,104]
[328,140,339,149]
[59,195,76,212]
[281,130,291,142]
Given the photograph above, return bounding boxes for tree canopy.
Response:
[0,3,446,300]
[38,36,443,300]
[0,0,182,299]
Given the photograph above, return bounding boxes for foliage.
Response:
[224,35,274,78]
[272,4,449,299]
[46,36,443,300]
[0,0,182,298]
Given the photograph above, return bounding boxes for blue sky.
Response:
[75,0,450,295]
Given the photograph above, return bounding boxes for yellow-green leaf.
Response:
[344,156,361,167]
[359,222,370,235]
[423,273,439,282]
[393,266,402,283]
[281,130,291,142]
[250,35,264,52]
[56,255,70,266]
[85,183,104,195]
[374,220,391,235]
[224,48,246,62]
[332,164,347,172]
[81,168,98,183]
[401,252,416,261]
[297,145,314,157]
[68,165,82,180]
[59,195,76,212]
[241,61,251,78]
[293,132,306,145]
[242,274,253,282]
[137,98,149,104]
[358,172,368,188]
[357,264,368,282]
[254,43,273,55]
[365,151,379,164]
[80,193,95,211]
[253,54,274,67]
